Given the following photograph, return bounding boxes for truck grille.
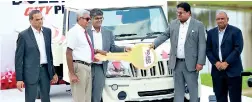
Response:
[130,60,173,77]
[138,89,174,97]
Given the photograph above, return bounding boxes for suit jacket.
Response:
[87,27,124,75]
[15,26,55,84]
[206,24,243,77]
[154,18,206,71]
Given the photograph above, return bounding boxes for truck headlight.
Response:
[106,61,131,78]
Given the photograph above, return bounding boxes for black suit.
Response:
[15,26,55,102]
[206,24,244,102]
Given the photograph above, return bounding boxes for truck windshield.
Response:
[103,6,168,40]
[67,6,168,40]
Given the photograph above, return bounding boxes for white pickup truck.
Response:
[60,0,201,102]
[0,0,201,101]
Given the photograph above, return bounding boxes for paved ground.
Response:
[243,88,252,98]
[200,85,252,102]
[0,85,73,102]
[1,84,252,102]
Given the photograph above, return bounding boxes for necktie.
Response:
[84,30,95,61]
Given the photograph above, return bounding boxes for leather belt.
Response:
[40,64,48,68]
[176,58,185,61]
[73,60,91,66]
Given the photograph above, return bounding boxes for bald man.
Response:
[206,11,244,102]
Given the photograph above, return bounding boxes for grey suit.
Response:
[15,26,55,102]
[154,18,206,102]
[87,27,124,102]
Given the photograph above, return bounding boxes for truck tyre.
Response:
[184,98,200,102]
[208,95,217,102]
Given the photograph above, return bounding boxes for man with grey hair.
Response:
[66,9,105,102]
[87,8,131,102]
[15,9,58,102]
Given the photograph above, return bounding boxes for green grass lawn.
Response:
[168,1,252,11]
[201,68,252,97]
[187,1,252,8]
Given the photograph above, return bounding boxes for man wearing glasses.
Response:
[66,9,104,102]
[150,2,206,102]
[87,8,131,102]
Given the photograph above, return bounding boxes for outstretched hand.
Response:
[125,47,132,52]
[96,49,107,55]
[149,43,155,49]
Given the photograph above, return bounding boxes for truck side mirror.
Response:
[248,78,252,87]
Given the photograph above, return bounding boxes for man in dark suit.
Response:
[206,11,244,102]
[87,9,131,102]
[15,10,58,102]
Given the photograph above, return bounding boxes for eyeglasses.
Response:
[80,17,91,21]
[176,11,187,15]
[94,17,104,20]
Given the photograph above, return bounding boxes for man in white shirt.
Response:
[150,2,206,102]
[15,10,58,102]
[66,9,105,102]
[87,9,131,102]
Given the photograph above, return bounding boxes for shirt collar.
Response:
[31,26,43,34]
[91,26,101,33]
[180,16,191,25]
[76,23,86,32]
[218,25,227,33]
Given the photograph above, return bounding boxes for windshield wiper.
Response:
[106,75,131,78]
[115,33,137,38]
[140,32,163,41]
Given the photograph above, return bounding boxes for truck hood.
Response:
[114,38,170,60]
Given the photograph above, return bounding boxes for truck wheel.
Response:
[208,95,216,102]
[184,98,200,102]
[184,98,189,102]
